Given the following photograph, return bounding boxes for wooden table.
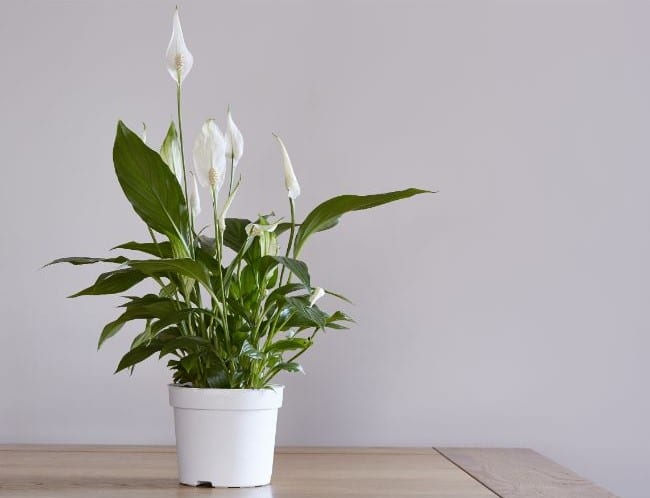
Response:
[0,446,618,497]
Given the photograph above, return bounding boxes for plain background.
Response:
[1,1,648,496]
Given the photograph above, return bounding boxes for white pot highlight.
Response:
[168,384,284,487]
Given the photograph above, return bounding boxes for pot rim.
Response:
[168,384,284,410]
[168,383,284,393]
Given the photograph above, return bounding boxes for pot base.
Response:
[180,480,272,489]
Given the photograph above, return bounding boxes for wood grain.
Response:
[436,447,619,498]
[0,446,496,498]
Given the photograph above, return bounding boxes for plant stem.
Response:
[279,198,296,284]
[212,190,231,358]
[175,79,201,340]
[176,82,194,253]
[262,308,292,353]
[147,225,195,336]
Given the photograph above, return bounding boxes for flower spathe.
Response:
[245,220,280,256]
[188,173,201,219]
[193,119,227,193]
[218,179,241,231]
[309,287,325,308]
[166,9,194,84]
[273,134,300,200]
[225,108,244,169]
[245,221,280,237]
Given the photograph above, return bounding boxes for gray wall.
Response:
[1,1,648,497]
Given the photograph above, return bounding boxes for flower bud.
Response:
[273,134,300,200]
[225,108,244,169]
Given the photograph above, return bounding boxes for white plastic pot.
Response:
[168,384,284,487]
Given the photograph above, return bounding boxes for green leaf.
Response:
[241,340,265,360]
[113,121,190,254]
[130,320,153,349]
[326,310,355,330]
[180,354,200,375]
[284,296,328,330]
[275,222,298,236]
[277,220,338,236]
[118,293,170,309]
[44,256,128,267]
[193,240,225,276]
[328,310,355,323]
[112,241,172,258]
[293,188,432,256]
[266,283,306,306]
[253,256,281,280]
[115,342,161,373]
[276,361,304,373]
[223,218,251,253]
[324,322,349,330]
[325,289,353,304]
[69,268,147,298]
[149,309,200,335]
[206,369,229,388]
[160,336,210,356]
[159,282,177,298]
[128,259,212,289]
[226,297,255,328]
[270,257,311,288]
[99,320,127,349]
[266,338,311,353]
[99,297,180,349]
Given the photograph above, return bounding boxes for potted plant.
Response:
[47,9,430,488]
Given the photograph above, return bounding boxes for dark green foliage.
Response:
[47,121,431,388]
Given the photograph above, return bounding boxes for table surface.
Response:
[0,445,619,498]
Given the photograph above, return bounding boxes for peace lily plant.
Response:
[48,9,430,487]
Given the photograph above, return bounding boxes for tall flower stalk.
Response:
[274,134,300,283]
[176,85,191,239]
[166,8,194,248]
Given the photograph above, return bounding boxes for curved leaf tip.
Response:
[294,187,433,256]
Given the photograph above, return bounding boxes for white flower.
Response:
[225,108,244,169]
[141,122,147,144]
[245,221,280,237]
[273,134,300,200]
[309,287,325,308]
[193,119,226,193]
[188,173,201,219]
[165,9,194,84]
